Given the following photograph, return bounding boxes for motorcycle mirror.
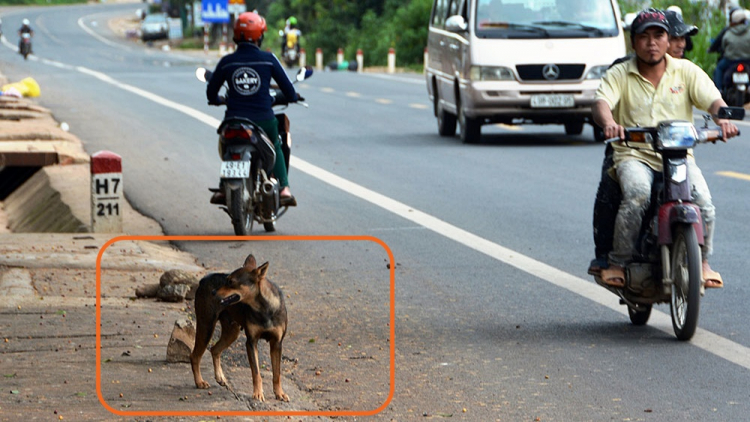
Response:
[296,66,314,82]
[195,67,208,83]
[716,106,745,120]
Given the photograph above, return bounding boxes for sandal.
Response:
[588,258,609,276]
[702,261,724,289]
[600,265,625,288]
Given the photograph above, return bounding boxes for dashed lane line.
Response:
[717,171,750,181]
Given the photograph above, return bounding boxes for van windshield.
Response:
[475,0,619,38]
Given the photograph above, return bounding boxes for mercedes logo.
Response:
[542,64,560,80]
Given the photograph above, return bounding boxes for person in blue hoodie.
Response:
[207,11,300,206]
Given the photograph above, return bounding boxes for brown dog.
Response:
[190,254,289,401]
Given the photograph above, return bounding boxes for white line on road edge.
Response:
[77,16,130,50]
[20,47,750,370]
[361,72,426,85]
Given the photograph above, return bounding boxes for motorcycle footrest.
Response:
[208,187,221,193]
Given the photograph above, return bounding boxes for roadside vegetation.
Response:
[0,0,86,4]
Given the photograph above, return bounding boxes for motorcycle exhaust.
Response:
[261,177,280,211]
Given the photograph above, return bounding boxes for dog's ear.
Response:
[243,254,257,270]
[256,262,269,281]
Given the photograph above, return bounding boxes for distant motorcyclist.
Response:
[207,11,300,206]
[720,9,750,90]
[281,16,301,57]
[711,7,747,91]
[18,18,33,53]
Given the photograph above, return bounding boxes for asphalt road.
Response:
[2,3,750,420]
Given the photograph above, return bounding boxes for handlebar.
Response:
[604,122,737,150]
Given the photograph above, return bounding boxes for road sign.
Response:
[201,0,230,24]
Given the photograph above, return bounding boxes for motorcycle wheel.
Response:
[229,183,252,236]
[669,223,701,341]
[628,305,652,326]
[725,87,745,107]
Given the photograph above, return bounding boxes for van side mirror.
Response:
[445,15,468,33]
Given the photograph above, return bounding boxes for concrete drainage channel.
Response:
[0,73,93,233]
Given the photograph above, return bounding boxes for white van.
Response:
[425,0,626,143]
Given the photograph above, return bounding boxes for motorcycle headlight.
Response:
[470,66,515,81]
[657,121,698,149]
[585,65,609,80]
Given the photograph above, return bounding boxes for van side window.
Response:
[432,0,448,27]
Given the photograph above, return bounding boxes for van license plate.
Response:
[220,161,250,178]
[732,72,749,84]
[530,94,574,108]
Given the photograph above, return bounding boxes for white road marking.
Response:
[362,72,426,85]
[409,103,429,109]
[77,16,129,50]
[375,98,393,104]
[10,32,750,371]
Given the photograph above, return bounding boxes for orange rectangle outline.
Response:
[95,235,395,417]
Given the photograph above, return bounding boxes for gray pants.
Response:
[609,159,715,266]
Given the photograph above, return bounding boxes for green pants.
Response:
[255,117,289,189]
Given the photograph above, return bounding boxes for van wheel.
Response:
[564,121,584,135]
[459,107,481,144]
[437,105,457,136]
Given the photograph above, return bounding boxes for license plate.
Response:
[220,161,250,178]
[732,72,749,84]
[530,94,575,108]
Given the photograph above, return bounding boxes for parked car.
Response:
[140,13,169,41]
[425,0,627,143]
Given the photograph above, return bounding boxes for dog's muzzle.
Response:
[219,294,241,306]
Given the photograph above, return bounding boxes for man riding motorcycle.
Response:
[591,8,739,289]
[206,11,300,206]
[281,16,301,58]
[17,18,33,54]
[590,9,700,276]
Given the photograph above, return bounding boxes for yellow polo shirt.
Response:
[595,54,721,171]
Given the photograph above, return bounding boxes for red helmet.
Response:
[234,12,266,43]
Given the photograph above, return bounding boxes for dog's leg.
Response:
[270,338,289,401]
[190,316,217,389]
[245,337,265,401]
[211,317,241,386]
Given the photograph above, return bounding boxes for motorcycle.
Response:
[721,60,750,107]
[195,66,312,235]
[19,33,31,60]
[279,30,300,67]
[593,107,744,341]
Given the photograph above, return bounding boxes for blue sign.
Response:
[201,0,230,23]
